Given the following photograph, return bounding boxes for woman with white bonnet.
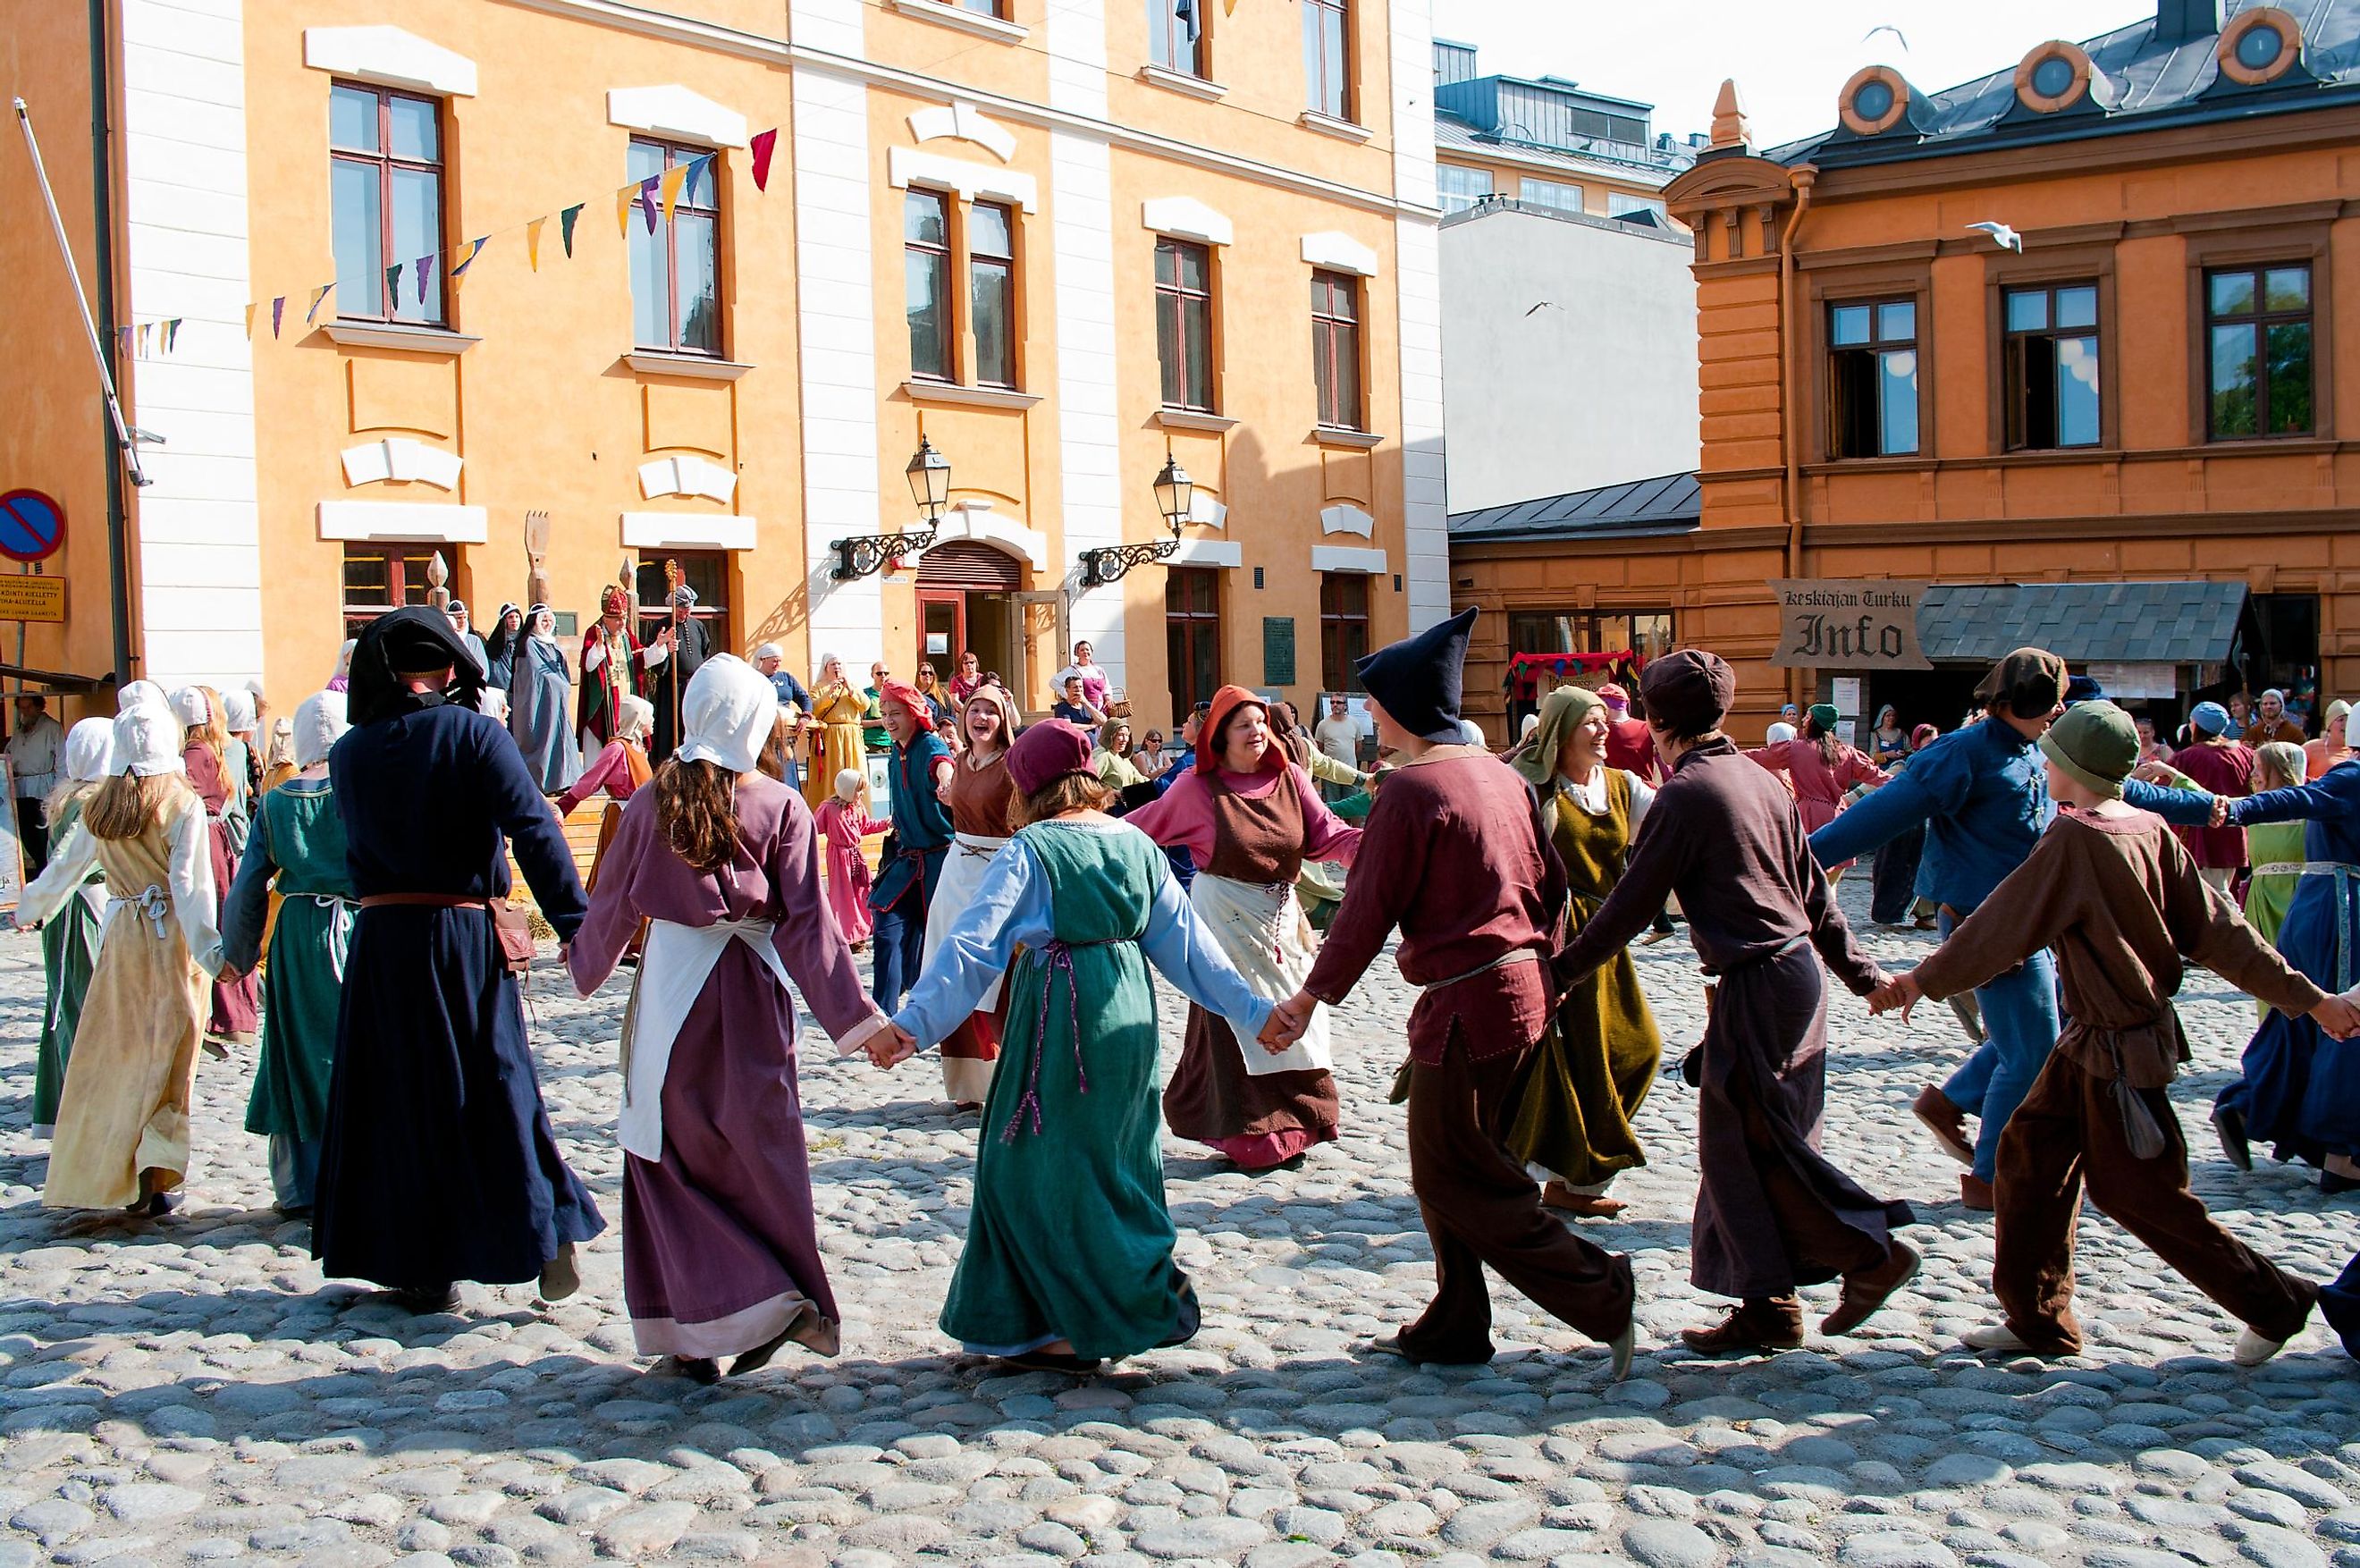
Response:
[16,702,224,1216]
[176,685,259,1050]
[219,692,355,1216]
[221,687,262,816]
[21,717,117,1137]
[509,603,582,795]
[569,655,895,1382]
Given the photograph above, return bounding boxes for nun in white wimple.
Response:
[221,691,356,1215]
[569,655,893,1383]
[21,718,117,1136]
[18,703,223,1216]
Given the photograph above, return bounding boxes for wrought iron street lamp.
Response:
[1082,450,1194,586]
[831,434,951,580]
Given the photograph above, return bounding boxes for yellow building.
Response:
[0,0,1450,722]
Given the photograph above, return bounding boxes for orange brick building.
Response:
[1453,0,2360,741]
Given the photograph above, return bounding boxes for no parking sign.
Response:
[0,490,65,564]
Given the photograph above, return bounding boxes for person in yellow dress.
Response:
[805,653,869,812]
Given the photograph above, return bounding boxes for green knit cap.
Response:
[2039,700,2138,799]
[1808,703,1841,731]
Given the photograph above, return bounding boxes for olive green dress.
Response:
[31,794,105,1137]
[1507,766,1663,1188]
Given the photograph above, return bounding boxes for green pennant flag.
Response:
[560,203,583,257]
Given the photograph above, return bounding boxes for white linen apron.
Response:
[922,832,1011,1101]
[620,916,789,1161]
[1188,872,1333,1075]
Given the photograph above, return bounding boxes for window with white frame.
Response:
[1520,177,1585,215]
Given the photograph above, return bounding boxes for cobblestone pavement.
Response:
[3,881,2358,1568]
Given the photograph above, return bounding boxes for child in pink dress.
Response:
[815,768,886,948]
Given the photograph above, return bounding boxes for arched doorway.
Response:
[916,540,1020,690]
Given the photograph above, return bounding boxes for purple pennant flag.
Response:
[416,256,432,305]
[271,297,285,338]
[637,175,660,233]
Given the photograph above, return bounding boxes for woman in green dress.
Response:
[876,720,1276,1370]
[27,718,117,1137]
[1508,685,1665,1217]
[218,691,353,1215]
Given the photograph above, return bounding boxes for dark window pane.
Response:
[675,212,719,354]
[971,202,1013,260]
[973,257,1013,386]
[2056,334,2100,447]
[331,157,384,316]
[2055,285,2097,329]
[389,166,442,322]
[906,250,948,378]
[2264,266,2310,313]
[388,96,437,163]
[1876,300,1915,341]
[1831,350,1877,458]
[342,552,391,602]
[2211,322,2259,436]
[2267,320,2314,434]
[1830,305,1871,346]
[1157,291,1184,405]
[1879,348,1918,454]
[329,85,379,153]
[2005,290,2047,333]
[1155,240,1178,289]
[2210,271,2256,316]
[1183,294,1211,409]
[1176,243,1207,292]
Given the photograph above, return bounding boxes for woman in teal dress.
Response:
[882,720,1274,1370]
[219,691,353,1214]
[28,719,118,1137]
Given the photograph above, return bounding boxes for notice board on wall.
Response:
[1262,618,1296,688]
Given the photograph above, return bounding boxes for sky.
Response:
[1429,0,2158,148]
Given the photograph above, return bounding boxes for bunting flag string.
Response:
[615,183,635,238]
[750,129,777,192]
[164,318,181,351]
[560,204,582,257]
[306,283,334,325]
[415,256,432,306]
[526,216,545,272]
[244,303,257,341]
[681,153,711,209]
[449,237,487,290]
[271,297,286,339]
[637,175,661,234]
[659,163,688,226]
[385,262,404,304]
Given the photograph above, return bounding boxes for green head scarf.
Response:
[1514,685,1606,835]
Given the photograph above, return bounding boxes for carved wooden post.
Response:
[425,550,451,614]
[523,510,552,611]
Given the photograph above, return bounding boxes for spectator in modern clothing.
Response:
[1051,675,1104,728]
[2228,693,2254,734]
[2171,701,2256,894]
[6,695,63,877]
[1313,695,1365,777]
[1134,729,1167,776]
[1052,641,1110,712]
[2244,687,2305,748]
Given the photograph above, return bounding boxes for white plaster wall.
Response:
[1388,0,1449,632]
[120,0,264,685]
[1439,207,1699,514]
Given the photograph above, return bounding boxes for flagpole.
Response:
[13,98,149,488]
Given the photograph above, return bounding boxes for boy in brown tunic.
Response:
[1876,701,2360,1364]
[1277,608,1637,1372]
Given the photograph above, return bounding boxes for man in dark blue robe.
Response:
[868,680,954,1012]
[316,607,603,1313]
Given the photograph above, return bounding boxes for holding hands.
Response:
[2312,994,2360,1041]
[1867,968,1922,1024]
[1260,990,1316,1054]
[864,1022,919,1069]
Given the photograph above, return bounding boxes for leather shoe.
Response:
[2212,1103,2254,1171]
[1960,1173,1994,1211]
[1541,1182,1627,1218]
[1822,1241,1921,1336]
[1912,1086,1974,1167]
[1679,1297,1804,1356]
[538,1243,580,1302]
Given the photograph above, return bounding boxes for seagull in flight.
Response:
[1524,301,1559,316]
[1965,221,2024,252]
[1864,24,1909,50]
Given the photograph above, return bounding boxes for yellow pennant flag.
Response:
[1224,0,1236,12]
[660,163,688,225]
[243,303,257,340]
[527,216,545,272]
[617,183,636,237]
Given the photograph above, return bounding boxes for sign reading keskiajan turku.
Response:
[1767,579,1933,670]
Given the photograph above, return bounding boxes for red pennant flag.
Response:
[560,204,583,256]
[750,128,777,191]
[637,176,661,233]
[271,297,285,338]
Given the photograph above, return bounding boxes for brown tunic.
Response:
[948,750,1016,839]
[1555,738,1910,1301]
[1162,771,1341,1147]
[1911,806,2327,1086]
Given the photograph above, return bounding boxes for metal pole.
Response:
[85,0,136,687]
[13,97,148,489]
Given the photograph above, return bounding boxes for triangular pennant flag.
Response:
[750,128,777,191]
[165,318,182,351]
[527,216,546,272]
[450,237,486,288]
[136,323,151,357]
[386,261,403,303]
[682,153,712,210]
[617,183,636,237]
[306,283,333,325]
[416,256,432,305]
[241,305,255,341]
[638,175,661,234]
[560,204,583,256]
[271,297,285,338]
[659,163,688,225]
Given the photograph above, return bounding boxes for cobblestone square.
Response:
[2,884,2356,1568]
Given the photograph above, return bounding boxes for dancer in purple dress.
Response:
[569,655,895,1382]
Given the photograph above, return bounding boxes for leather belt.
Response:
[358,893,489,910]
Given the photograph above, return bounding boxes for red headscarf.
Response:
[876,679,935,732]
[1195,684,1286,780]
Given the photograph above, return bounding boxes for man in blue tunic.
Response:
[869,679,956,1011]
[315,608,603,1313]
[1812,650,2218,1206]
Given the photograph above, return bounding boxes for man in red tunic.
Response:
[1274,608,1637,1373]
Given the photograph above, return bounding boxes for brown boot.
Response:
[1960,1173,1994,1211]
[1912,1086,1974,1166]
[1822,1241,1922,1336]
[1679,1296,1804,1356]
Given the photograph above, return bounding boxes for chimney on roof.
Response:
[2155,0,2222,44]
[1708,80,1753,153]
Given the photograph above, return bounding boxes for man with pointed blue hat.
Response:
[1278,607,1638,1373]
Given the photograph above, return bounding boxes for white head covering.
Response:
[1519,712,1540,740]
[292,691,350,769]
[1766,721,1798,745]
[528,603,554,638]
[63,718,114,784]
[117,679,168,715]
[673,655,777,774]
[616,694,655,741]
[753,642,783,662]
[221,688,257,734]
[333,639,357,681]
[114,704,183,777]
[171,686,213,728]
[835,768,865,798]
